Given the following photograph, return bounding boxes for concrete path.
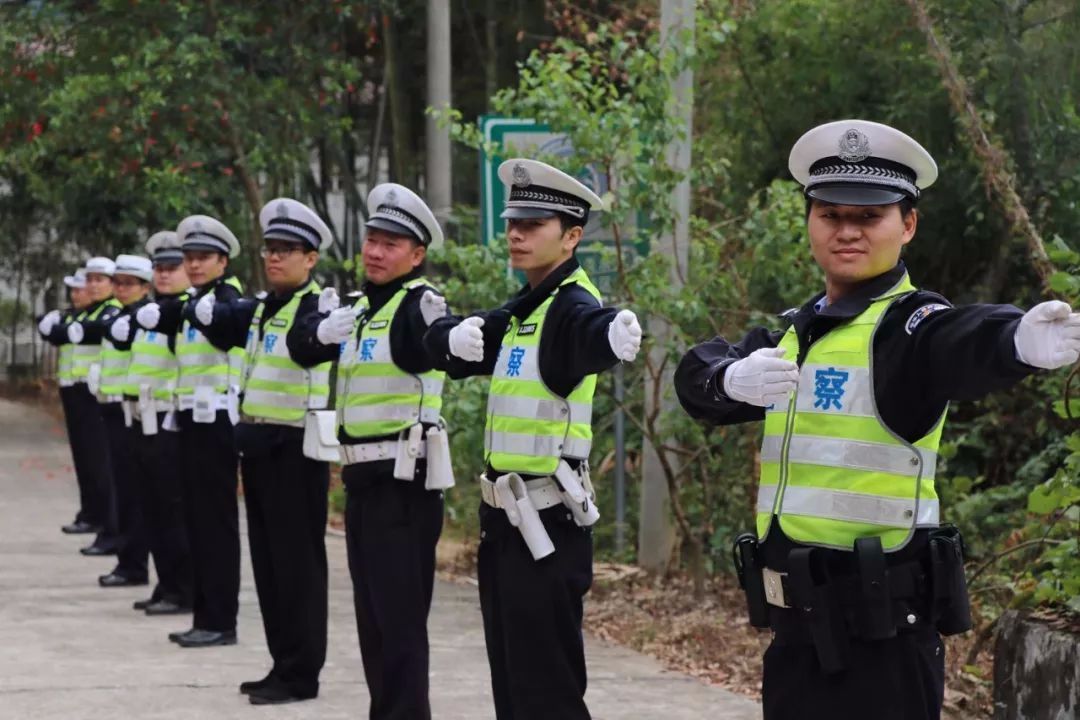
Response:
[0,397,759,719]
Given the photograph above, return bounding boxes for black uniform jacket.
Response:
[152,274,244,353]
[43,298,122,346]
[106,296,153,352]
[675,262,1038,569]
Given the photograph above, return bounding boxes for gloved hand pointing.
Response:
[318,287,340,314]
[110,316,131,343]
[722,347,800,407]
[1014,301,1080,369]
[194,294,215,326]
[607,309,642,361]
[316,306,357,345]
[136,302,161,330]
[67,322,84,344]
[38,310,61,336]
[448,316,485,362]
[420,290,448,327]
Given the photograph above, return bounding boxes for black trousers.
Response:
[239,425,329,696]
[177,409,239,633]
[343,461,443,720]
[102,403,148,581]
[58,386,94,525]
[63,384,113,531]
[762,625,945,720]
[131,416,192,604]
[478,503,594,720]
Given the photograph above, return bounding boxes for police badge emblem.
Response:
[512,162,531,187]
[276,201,289,219]
[385,189,398,207]
[838,128,871,163]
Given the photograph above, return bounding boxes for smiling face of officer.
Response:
[505,216,583,286]
[807,200,917,300]
[361,229,425,285]
[262,240,317,292]
[112,273,149,306]
[84,272,113,303]
[153,261,189,296]
[182,249,228,288]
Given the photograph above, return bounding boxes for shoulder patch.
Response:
[905,303,950,334]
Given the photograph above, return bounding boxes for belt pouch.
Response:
[789,548,849,674]
[854,536,896,640]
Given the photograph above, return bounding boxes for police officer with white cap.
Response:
[39,269,98,535]
[117,232,193,615]
[192,198,338,704]
[675,119,1080,720]
[424,159,642,720]
[64,256,124,557]
[137,215,245,648]
[305,182,451,719]
[94,254,156,588]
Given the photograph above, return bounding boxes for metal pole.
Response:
[426,0,453,222]
[614,363,626,554]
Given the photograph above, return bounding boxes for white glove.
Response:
[318,287,340,314]
[448,316,485,362]
[420,290,447,327]
[722,347,800,407]
[1014,301,1080,369]
[136,302,161,329]
[67,322,84,344]
[316,306,357,345]
[38,310,61,335]
[110,315,131,342]
[195,293,214,325]
[607,309,642,361]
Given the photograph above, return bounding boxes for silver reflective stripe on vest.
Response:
[345,375,445,396]
[485,395,593,425]
[128,354,174,370]
[761,435,936,479]
[486,431,592,460]
[794,364,875,417]
[248,363,309,386]
[178,353,229,368]
[757,484,940,528]
[341,404,441,425]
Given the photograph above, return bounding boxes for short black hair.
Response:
[558,213,587,233]
[804,196,916,218]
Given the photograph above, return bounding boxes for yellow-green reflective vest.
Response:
[100,304,147,397]
[484,267,599,476]
[121,294,187,401]
[338,277,445,438]
[56,312,75,386]
[176,276,246,395]
[71,299,121,381]
[241,281,331,426]
[757,272,946,552]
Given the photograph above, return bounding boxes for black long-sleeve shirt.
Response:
[675,262,1039,569]
[197,277,339,369]
[45,298,122,346]
[106,296,153,351]
[40,309,77,346]
[152,274,243,353]
[422,256,620,396]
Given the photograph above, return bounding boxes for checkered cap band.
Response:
[807,157,919,199]
[506,184,589,219]
[265,217,321,249]
[372,204,430,244]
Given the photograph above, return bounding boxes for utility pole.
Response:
[426,0,453,223]
[638,0,694,573]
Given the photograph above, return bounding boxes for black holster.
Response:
[854,536,897,640]
[732,533,770,629]
[928,524,972,636]
[788,547,850,674]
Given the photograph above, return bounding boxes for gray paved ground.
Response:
[0,397,759,719]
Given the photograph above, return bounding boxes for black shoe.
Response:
[145,599,191,616]
[175,629,237,648]
[80,544,117,557]
[62,521,98,534]
[168,628,195,643]
[99,572,148,588]
[133,597,156,611]
[239,671,277,695]
[248,683,316,706]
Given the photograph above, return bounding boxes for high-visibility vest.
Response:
[71,299,122,382]
[757,272,946,552]
[121,294,187,401]
[99,303,148,397]
[338,277,445,438]
[484,267,599,475]
[176,276,246,395]
[241,280,331,426]
[56,311,75,386]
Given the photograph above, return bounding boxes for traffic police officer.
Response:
[137,215,245,648]
[675,120,1080,720]
[64,257,123,557]
[193,198,337,704]
[424,159,643,720]
[39,269,97,535]
[114,232,193,615]
[311,183,452,719]
[94,254,155,588]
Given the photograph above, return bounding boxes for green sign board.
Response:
[478,115,646,293]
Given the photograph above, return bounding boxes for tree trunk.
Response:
[383,12,415,187]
